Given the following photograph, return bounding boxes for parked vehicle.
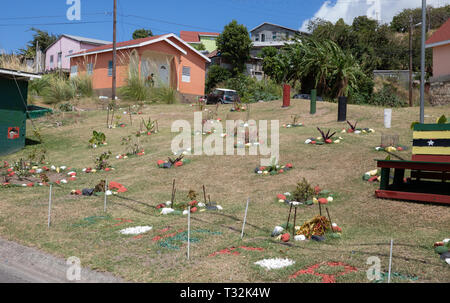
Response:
[293,93,323,101]
[206,88,240,104]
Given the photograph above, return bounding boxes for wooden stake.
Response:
[325,207,334,233]
[104,179,108,213]
[47,184,52,228]
[318,199,322,217]
[171,179,176,203]
[286,203,293,230]
[208,194,211,205]
[187,206,191,260]
[106,106,110,128]
[129,106,132,126]
[241,198,250,239]
[292,206,297,235]
[202,185,207,205]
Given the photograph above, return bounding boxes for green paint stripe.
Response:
[413,123,450,131]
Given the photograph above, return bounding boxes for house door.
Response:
[159,64,169,86]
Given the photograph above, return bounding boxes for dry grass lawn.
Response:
[0,98,449,283]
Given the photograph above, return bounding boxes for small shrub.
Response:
[206,65,232,93]
[292,178,315,202]
[94,151,112,170]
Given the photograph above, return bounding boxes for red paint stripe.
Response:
[412,155,450,162]
[375,190,450,204]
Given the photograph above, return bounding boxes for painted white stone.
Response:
[161,208,175,215]
[294,235,306,241]
[254,258,295,270]
[120,226,152,235]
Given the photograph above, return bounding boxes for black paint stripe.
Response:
[413,139,450,147]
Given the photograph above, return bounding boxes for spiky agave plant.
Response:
[317,127,336,144]
[346,121,357,132]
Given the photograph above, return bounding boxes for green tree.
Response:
[205,65,232,92]
[216,20,252,75]
[192,43,206,51]
[20,28,58,57]
[132,28,153,40]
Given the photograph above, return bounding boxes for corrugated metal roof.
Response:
[180,31,220,43]
[64,34,111,45]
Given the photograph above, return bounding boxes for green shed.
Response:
[0,68,52,156]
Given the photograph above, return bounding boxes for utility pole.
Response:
[112,0,117,102]
[420,0,426,123]
[409,15,413,107]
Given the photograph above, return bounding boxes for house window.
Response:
[182,66,191,83]
[57,52,62,68]
[255,35,259,42]
[50,55,54,68]
[108,60,113,76]
[87,63,93,75]
[272,32,277,40]
[261,34,265,42]
[70,65,78,77]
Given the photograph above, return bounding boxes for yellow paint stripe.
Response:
[413,131,450,139]
[412,146,450,155]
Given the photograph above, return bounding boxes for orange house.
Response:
[68,33,210,100]
[425,18,450,105]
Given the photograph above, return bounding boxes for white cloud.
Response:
[300,0,449,32]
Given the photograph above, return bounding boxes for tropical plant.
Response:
[317,127,336,144]
[141,117,157,133]
[89,131,106,146]
[121,134,142,156]
[151,86,179,104]
[119,70,151,101]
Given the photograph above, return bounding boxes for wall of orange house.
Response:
[70,38,207,96]
[432,44,450,78]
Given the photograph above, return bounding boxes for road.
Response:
[0,237,123,283]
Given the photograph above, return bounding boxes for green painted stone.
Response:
[363,174,371,181]
[435,246,449,254]
[329,233,341,239]
[306,200,313,205]
[319,190,331,195]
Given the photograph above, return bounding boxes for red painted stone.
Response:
[281,233,290,242]
[318,198,328,204]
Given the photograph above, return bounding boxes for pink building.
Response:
[44,35,110,73]
[426,18,450,105]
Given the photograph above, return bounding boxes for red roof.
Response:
[71,34,165,56]
[426,18,450,46]
[180,31,220,43]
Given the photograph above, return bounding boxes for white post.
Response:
[384,109,392,129]
[104,179,108,213]
[187,206,191,260]
[47,184,52,228]
[388,239,393,283]
[241,198,250,239]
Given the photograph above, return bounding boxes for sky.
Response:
[0,0,449,53]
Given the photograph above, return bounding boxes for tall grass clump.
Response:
[0,53,31,71]
[70,74,94,98]
[41,75,75,104]
[151,86,179,104]
[119,70,151,101]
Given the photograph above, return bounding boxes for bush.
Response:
[119,71,151,101]
[41,75,75,104]
[219,74,282,103]
[206,65,232,93]
[28,74,52,97]
[70,75,94,98]
[151,86,179,104]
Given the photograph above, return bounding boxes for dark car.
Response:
[293,93,323,101]
[206,88,240,104]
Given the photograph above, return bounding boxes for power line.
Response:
[0,21,111,27]
[120,14,221,32]
[0,12,112,21]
